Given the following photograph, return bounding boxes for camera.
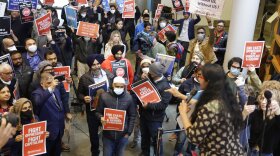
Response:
[0,113,19,127]
[55,75,66,82]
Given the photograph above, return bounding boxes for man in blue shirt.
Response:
[134,13,150,39]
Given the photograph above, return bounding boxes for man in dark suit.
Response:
[31,72,65,156]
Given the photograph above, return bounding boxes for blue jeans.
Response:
[102,136,129,156]
[249,149,273,156]
[140,117,163,156]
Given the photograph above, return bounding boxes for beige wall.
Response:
[160,0,233,26]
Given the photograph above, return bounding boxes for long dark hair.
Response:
[191,64,243,133]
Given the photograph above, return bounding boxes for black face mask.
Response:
[20,110,33,124]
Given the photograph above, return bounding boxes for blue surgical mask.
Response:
[230,67,240,76]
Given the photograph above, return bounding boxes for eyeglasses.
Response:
[2,72,13,75]
[22,106,32,111]
[217,25,224,27]
[197,32,204,34]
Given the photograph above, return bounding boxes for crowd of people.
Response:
[0,0,280,156]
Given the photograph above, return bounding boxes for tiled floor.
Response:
[62,104,179,156]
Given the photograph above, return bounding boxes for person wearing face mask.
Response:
[31,73,66,156]
[101,45,134,91]
[10,98,49,156]
[1,38,18,55]
[138,62,172,156]
[172,52,204,85]
[226,57,247,107]
[103,5,121,43]
[172,11,201,60]
[78,54,114,156]
[0,63,18,104]
[78,7,89,22]
[70,27,101,79]
[157,17,168,31]
[95,76,136,156]
[22,38,55,72]
[129,59,151,149]
[213,20,228,66]
[186,15,217,66]
[10,51,34,98]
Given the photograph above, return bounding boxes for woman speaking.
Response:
[178,64,245,155]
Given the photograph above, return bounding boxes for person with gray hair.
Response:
[138,62,172,156]
[0,63,18,103]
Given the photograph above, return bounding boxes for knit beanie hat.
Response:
[38,60,52,74]
[193,51,204,62]
[149,62,165,77]
[111,45,125,55]
[140,59,152,66]
[87,54,105,67]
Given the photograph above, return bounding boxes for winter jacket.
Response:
[78,69,114,112]
[14,64,34,98]
[95,90,136,140]
[139,77,172,122]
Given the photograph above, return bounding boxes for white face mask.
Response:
[110,9,116,14]
[7,46,17,51]
[37,4,42,10]
[197,34,205,41]
[142,67,149,73]
[114,88,124,95]
[84,37,91,42]
[159,22,166,28]
[28,45,37,53]
[81,13,86,18]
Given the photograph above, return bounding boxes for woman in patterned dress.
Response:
[178,63,245,156]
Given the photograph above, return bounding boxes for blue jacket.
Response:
[31,86,65,140]
[172,15,201,41]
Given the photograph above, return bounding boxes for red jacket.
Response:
[101,55,134,90]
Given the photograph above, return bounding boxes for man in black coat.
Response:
[10,51,33,98]
[95,76,136,156]
[139,62,172,156]
[78,54,114,156]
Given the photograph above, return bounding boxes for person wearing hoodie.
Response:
[10,98,49,156]
[101,45,134,91]
[95,76,136,156]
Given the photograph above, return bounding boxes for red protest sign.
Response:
[154,4,164,20]
[158,24,177,43]
[44,0,54,5]
[76,21,99,38]
[53,66,71,92]
[242,41,265,68]
[77,0,87,4]
[131,79,161,105]
[122,0,135,18]
[103,108,126,131]
[23,121,47,156]
[35,13,52,36]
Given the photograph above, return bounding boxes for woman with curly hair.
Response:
[243,80,280,156]
[177,63,245,155]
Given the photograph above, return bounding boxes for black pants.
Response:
[46,132,62,156]
[178,40,189,68]
[124,21,135,51]
[86,111,101,156]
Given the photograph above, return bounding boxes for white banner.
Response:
[189,0,225,19]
